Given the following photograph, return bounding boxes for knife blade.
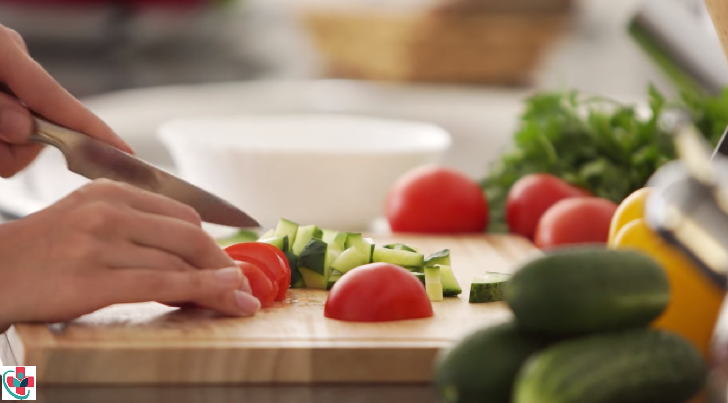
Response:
[0,85,260,228]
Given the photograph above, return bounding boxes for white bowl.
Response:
[156,113,452,231]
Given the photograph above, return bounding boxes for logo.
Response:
[1,367,35,401]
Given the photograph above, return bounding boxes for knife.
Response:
[0,84,260,229]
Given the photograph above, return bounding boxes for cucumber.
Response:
[469,272,510,303]
[257,235,288,251]
[513,328,707,403]
[330,247,368,274]
[372,248,424,270]
[297,238,328,289]
[434,265,461,297]
[505,246,671,336]
[291,225,323,256]
[413,272,426,285]
[274,219,298,250]
[258,229,275,240]
[327,271,342,290]
[383,243,419,253]
[217,230,259,247]
[345,233,375,263]
[424,266,443,301]
[434,320,554,403]
[288,251,304,288]
[425,249,451,266]
[323,230,348,252]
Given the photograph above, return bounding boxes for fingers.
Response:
[97,267,261,316]
[0,26,133,154]
[104,242,197,272]
[0,91,42,177]
[5,28,27,54]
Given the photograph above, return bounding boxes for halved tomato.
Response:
[238,261,277,308]
[224,242,291,301]
[324,262,434,322]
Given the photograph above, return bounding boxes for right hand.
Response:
[0,179,261,332]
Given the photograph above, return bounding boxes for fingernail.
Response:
[0,109,30,141]
[239,274,252,294]
[234,290,261,314]
[215,267,242,286]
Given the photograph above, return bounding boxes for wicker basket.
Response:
[297,1,573,85]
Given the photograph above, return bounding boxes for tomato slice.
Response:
[324,262,434,322]
[224,242,291,301]
[238,262,277,308]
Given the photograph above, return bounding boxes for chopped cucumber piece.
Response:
[431,264,461,297]
[257,235,288,251]
[217,230,259,247]
[413,272,426,285]
[424,249,451,266]
[345,233,374,263]
[274,219,299,250]
[383,243,419,253]
[327,271,343,290]
[258,229,275,240]
[372,248,424,270]
[424,266,443,301]
[291,225,323,256]
[330,247,368,273]
[285,251,304,288]
[298,239,329,289]
[469,272,511,303]
[324,231,349,253]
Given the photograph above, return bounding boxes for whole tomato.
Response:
[534,197,619,249]
[385,165,488,233]
[506,173,591,240]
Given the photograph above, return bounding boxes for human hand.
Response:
[0,24,132,178]
[0,179,261,333]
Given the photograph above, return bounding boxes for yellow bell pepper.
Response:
[607,187,651,244]
[609,194,725,361]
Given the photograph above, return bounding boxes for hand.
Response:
[0,24,132,178]
[0,179,261,333]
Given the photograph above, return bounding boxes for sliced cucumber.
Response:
[469,272,511,303]
[424,266,443,301]
[425,249,451,266]
[324,231,349,253]
[383,243,419,253]
[327,271,343,290]
[257,235,288,252]
[413,272,426,285]
[372,248,424,270]
[432,264,461,297]
[330,247,368,273]
[217,230,260,247]
[345,233,374,263]
[291,225,323,256]
[298,238,329,289]
[274,219,298,250]
[285,251,304,288]
[258,229,275,240]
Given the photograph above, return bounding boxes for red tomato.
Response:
[534,197,619,249]
[238,262,277,308]
[224,242,290,301]
[385,165,488,233]
[506,173,591,240]
[324,263,434,322]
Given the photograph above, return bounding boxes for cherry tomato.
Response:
[324,262,434,322]
[238,262,277,308]
[385,165,488,233]
[224,242,290,301]
[506,173,591,240]
[534,197,619,249]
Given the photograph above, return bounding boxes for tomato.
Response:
[224,242,291,301]
[238,261,277,308]
[324,262,433,322]
[534,197,619,249]
[506,173,591,240]
[385,165,488,233]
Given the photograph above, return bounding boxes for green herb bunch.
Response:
[480,84,728,233]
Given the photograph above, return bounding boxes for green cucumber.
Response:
[287,250,304,288]
[413,272,426,286]
[383,243,419,253]
[372,248,424,270]
[322,230,348,252]
[345,233,374,263]
[274,219,298,250]
[431,265,461,297]
[504,246,671,336]
[424,266,443,301]
[217,230,259,247]
[330,247,368,274]
[469,272,510,303]
[257,235,288,251]
[425,249,451,266]
[434,320,554,403]
[297,238,328,289]
[513,328,706,403]
[327,271,342,290]
[258,229,275,240]
[291,225,323,256]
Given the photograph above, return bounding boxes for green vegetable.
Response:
[481,85,727,232]
[505,246,670,336]
[216,230,260,246]
[468,272,510,303]
[513,328,706,403]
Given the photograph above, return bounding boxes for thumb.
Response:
[0,91,32,144]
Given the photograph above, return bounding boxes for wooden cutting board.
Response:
[0,234,537,385]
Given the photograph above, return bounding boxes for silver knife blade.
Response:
[31,116,260,229]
